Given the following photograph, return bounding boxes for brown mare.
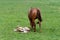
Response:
[28,8,42,32]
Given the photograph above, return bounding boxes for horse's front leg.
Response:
[32,20,36,32]
[30,21,33,29]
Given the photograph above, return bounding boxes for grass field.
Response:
[0,0,60,40]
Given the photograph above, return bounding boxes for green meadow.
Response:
[0,0,60,40]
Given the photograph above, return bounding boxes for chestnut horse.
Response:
[28,8,42,32]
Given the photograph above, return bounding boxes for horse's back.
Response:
[28,8,38,19]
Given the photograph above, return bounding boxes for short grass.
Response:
[0,0,60,40]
